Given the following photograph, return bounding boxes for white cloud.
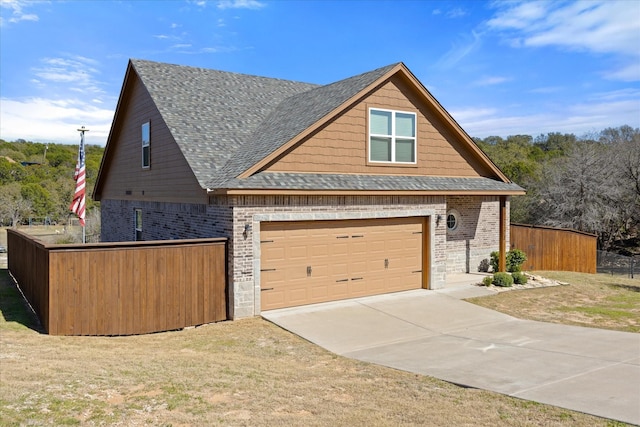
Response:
[447,7,467,19]
[487,1,640,81]
[603,61,640,82]
[0,97,114,145]
[570,98,640,123]
[528,86,563,94]
[186,0,208,7]
[0,0,39,26]
[473,76,511,86]
[449,107,497,122]
[436,30,483,69]
[0,52,117,144]
[31,55,105,97]
[487,2,547,31]
[589,88,640,101]
[217,0,265,10]
[455,96,640,138]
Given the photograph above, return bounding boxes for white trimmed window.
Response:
[446,209,460,233]
[369,108,416,163]
[134,208,143,241]
[142,122,150,168]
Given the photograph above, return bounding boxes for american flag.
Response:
[70,129,86,226]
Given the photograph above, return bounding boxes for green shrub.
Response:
[511,271,528,285]
[507,249,527,272]
[55,236,77,244]
[482,276,493,287]
[489,249,528,273]
[492,272,514,287]
[490,251,499,272]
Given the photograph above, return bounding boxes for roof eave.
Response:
[208,188,526,197]
[93,60,136,201]
[397,65,512,183]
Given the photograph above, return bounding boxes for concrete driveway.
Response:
[262,286,640,425]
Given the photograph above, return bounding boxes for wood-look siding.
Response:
[97,73,207,204]
[266,75,494,178]
[7,229,227,336]
[510,224,597,274]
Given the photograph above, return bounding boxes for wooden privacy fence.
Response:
[7,229,227,336]
[510,224,597,273]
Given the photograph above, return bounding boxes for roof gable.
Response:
[227,63,511,186]
[209,63,399,187]
[93,64,207,203]
[261,73,498,179]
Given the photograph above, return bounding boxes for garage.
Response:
[260,217,426,311]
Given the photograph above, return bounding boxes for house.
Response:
[94,59,524,319]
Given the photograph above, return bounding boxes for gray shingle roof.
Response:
[131,59,319,188]
[131,59,398,189]
[209,63,398,188]
[130,60,519,195]
[221,172,524,193]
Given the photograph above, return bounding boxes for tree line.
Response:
[1,125,638,253]
[475,125,639,253]
[0,139,103,227]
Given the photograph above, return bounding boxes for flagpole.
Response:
[72,126,89,244]
[78,127,87,244]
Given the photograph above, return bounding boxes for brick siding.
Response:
[101,195,506,319]
[445,195,509,273]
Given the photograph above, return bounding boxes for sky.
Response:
[1,0,639,146]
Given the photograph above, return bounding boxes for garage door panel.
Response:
[349,259,368,277]
[287,244,310,260]
[311,284,333,301]
[261,268,285,282]
[261,245,285,263]
[348,279,367,296]
[331,261,349,278]
[366,276,387,293]
[261,290,286,308]
[310,243,331,257]
[289,287,312,305]
[310,264,329,279]
[261,218,424,311]
[329,281,350,299]
[351,241,368,256]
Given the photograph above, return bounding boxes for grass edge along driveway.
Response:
[467,271,640,333]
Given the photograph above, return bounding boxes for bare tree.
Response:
[606,126,640,241]
[85,208,101,243]
[532,126,640,249]
[0,183,32,227]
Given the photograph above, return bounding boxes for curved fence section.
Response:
[7,229,227,336]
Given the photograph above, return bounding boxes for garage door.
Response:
[260,217,424,311]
